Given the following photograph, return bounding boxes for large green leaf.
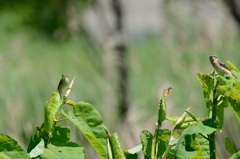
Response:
[226,61,240,72]
[27,124,79,154]
[196,72,214,115]
[61,101,107,159]
[0,134,30,159]
[225,83,240,120]
[50,125,79,147]
[175,121,216,159]
[39,144,84,159]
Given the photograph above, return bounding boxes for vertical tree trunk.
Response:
[111,0,129,118]
[224,0,240,29]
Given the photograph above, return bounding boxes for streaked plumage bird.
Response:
[209,55,237,78]
[57,73,69,95]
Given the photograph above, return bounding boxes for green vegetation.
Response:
[1,9,240,158]
[1,64,240,158]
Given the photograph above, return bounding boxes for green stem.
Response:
[151,130,157,159]
[209,77,219,159]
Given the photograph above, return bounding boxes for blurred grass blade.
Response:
[61,101,108,159]
[0,134,30,159]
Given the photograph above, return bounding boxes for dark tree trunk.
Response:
[224,0,240,28]
[111,0,129,118]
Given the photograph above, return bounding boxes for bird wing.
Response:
[218,59,230,71]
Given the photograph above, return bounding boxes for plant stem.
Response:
[151,130,157,159]
[209,78,219,159]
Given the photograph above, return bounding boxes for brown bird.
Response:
[57,73,69,95]
[209,55,237,78]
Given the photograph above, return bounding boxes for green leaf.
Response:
[50,125,75,146]
[40,144,84,159]
[225,83,240,120]
[230,150,240,159]
[158,93,167,127]
[29,139,44,158]
[175,121,216,159]
[127,144,142,154]
[124,150,138,159]
[216,100,224,129]
[196,72,214,115]
[156,129,172,157]
[27,124,45,153]
[44,92,61,138]
[166,117,197,129]
[140,130,153,159]
[0,134,30,159]
[140,129,173,159]
[61,101,107,159]
[110,133,126,159]
[225,137,236,155]
[226,61,239,72]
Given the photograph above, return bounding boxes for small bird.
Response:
[209,55,237,78]
[57,73,69,95]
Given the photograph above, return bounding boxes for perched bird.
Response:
[209,55,237,78]
[57,73,69,95]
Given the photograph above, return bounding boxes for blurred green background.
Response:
[0,0,240,158]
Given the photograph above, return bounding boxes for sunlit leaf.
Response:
[226,61,239,72]
[229,150,240,159]
[225,83,240,120]
[0,134,30,159]
[196,72,214,115]
[40,144,84,159]
[61,102,107,159]
[127,144,142,154]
